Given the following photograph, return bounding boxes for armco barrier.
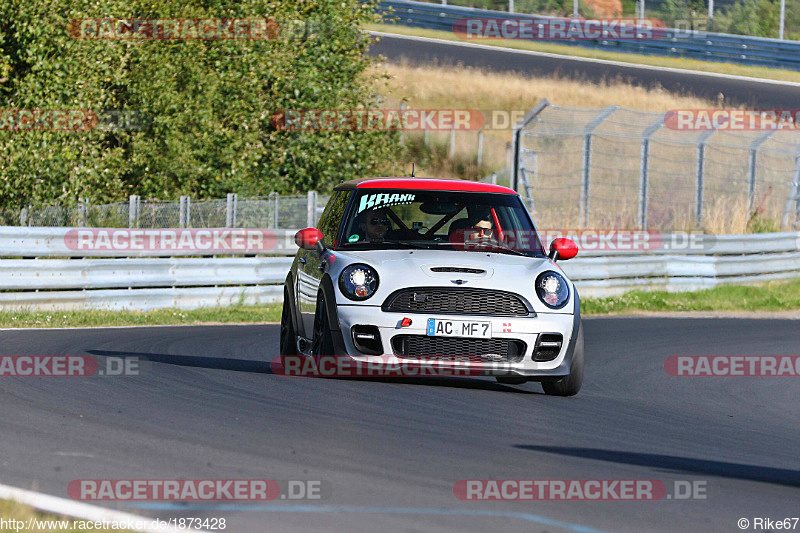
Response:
[376,0,800,71]
[0,227,797,309]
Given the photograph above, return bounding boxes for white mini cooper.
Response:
[280,177,584,395]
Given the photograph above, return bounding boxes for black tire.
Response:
[496,376,528,385]
[279,289,297,356]
[542,321,584,397]
[311,294,336,363]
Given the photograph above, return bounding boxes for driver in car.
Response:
[358,208,392,242]
[467,218,494,242]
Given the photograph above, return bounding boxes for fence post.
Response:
[20,206,28,226]
[78,197,88,227]
[272,192,279,229]
[520,168,535,213]
[505,142,512,185]
[695,129,715,225]
[477,130,484,167]
[424,123,429,148]
[179,196,187,228]
[399,102,406,146]
[512,99,551,192]
[128,195,139,228]
[226,193,237,228]
[783,152,800,228]
[748,131,774,210]
[580,105,618,228]
[307,190,318,227]
[639,114,666,230]
[449,124,455,159]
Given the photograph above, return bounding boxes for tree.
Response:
[0,0,398,207]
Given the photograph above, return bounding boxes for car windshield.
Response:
[338,189,546,257]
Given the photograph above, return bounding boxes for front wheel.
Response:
[311,294,336,364]
[542,321,584,397]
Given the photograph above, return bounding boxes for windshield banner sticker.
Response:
[357,193,415,214]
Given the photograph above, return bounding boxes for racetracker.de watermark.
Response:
[271,355,503,378]
[68,18,280,40]
[64,229,278,253]
[0,109,150,132]
[271,109,539,131]
[68,479,330,501]
[665,356,800,376]
[665,109,800,131]
[0,355,140,377]
[454,479,707,500]
[529,229,713,252]
[453,18,666,40]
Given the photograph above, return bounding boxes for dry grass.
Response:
[373,61,716,115]
[0,499,133,532]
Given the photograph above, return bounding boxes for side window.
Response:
[317,191,351,247]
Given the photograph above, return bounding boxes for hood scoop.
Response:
[429,267,486,274]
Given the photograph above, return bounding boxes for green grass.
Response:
[0,499,134,532]
[582,277,800,314]
[0,304,282,328]
[0,279,798,328]
[365,23,800,84]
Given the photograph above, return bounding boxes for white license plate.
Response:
[426,319,492,338]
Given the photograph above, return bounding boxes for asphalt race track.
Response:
[0,318,798,532]
[369,33,800,108]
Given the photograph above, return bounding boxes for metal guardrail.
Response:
[0,226,798,309]
[0,227,300,257]
[377,0,800,71]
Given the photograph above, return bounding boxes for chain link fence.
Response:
[3,192,330,229]
[512,100,800,232]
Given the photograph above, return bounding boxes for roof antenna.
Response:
[411,162,416,177]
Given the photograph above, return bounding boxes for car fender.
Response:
[283,272,302,337]
[319,273,348,355]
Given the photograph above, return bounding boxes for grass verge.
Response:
[0,279,799,328]
[582,277,800,314]
[0,499,133,532]
[366,23,800,84]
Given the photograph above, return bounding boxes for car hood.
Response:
[330,249,574,315]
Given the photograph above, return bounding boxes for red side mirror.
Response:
[549,238,578,261]
[295,227,323,250]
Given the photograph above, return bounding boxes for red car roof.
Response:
[341,178,517,194]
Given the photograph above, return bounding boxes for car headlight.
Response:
[339,264,379,301]
[535,270,570,309]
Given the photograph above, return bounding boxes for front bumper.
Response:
[335,305,577,379]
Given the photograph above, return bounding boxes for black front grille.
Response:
[429,267,486,274]
[383,288,530,316]
[392,335,526,363]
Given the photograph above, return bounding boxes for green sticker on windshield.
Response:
[348,234,360,242]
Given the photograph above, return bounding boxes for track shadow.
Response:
[514,445,800,488]
[86,350,539,393]
[87,350,274,374]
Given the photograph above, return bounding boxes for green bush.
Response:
[721,0,780,37]
[0,0,399,208]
